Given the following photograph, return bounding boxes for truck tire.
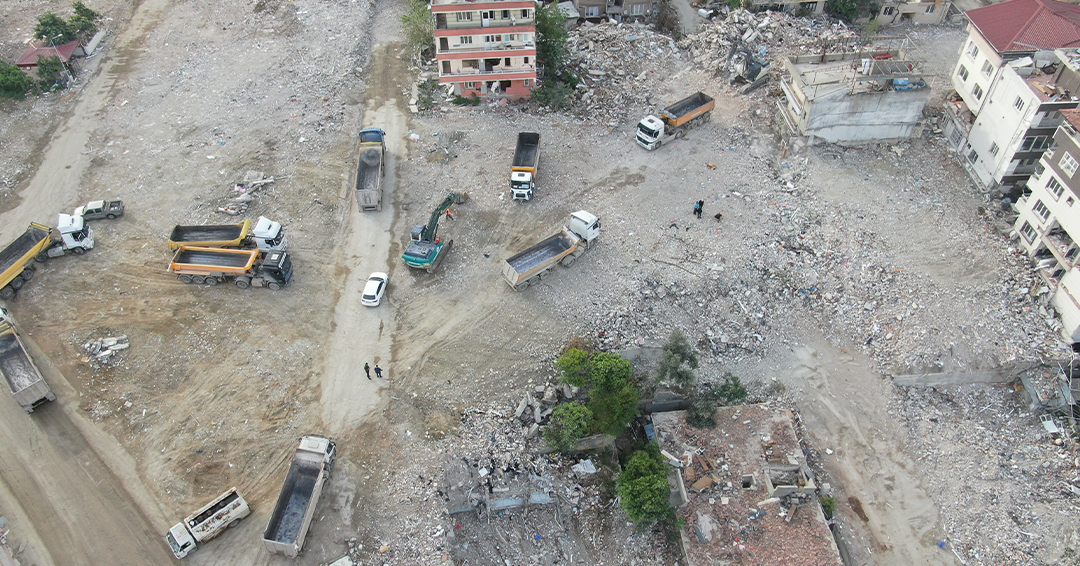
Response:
[178,275,194,284]
[191,275,206,284]
[228,519,240,529]
[0,287,14,300]
[514,282,528,291]
[20,268,34,281]
[36,252,50,262]
[70,247,85,256]
[235,278,251,289]
[267,282,282,291]
[561,255,576,268]
[9,277,24,290]
[106,214,116,220]
[204,276,219,286]
[538,269,550,280]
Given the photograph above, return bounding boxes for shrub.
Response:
[685,397,717,429]
[544,402,593,452]
[617,443,673,522]
[589,382,639,435]
[655,329,699,389]
[555,348,639,435]
[0,62,34,100]
[401,0,434,59]
[36,55,65,91]
[820,495,836,519]
[713,373,748,406]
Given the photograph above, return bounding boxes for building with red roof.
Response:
[15,40,83,71]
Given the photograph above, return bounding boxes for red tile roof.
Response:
[967,0,1080,52]
[16,40,80,67]
[1062,108,1080,131]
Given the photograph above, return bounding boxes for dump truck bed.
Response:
[356,147,382,192]
[263,451,325,554]
[0,324,39,395]
[503,229,578,285]
[511,132,540,171]
[661,92,715,127]
[170,247,260,273]
[0,224,51,285]
[167,220,251,250]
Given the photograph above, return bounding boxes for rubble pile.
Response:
[567,22,683,123]
[81,334,129,368]
[895,383,1080,564]
[216,170,275,216]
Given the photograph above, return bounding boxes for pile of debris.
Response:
[81,334,129,368]
[567,22,683,123]
[678,10,859,82]
[216,170,275,216]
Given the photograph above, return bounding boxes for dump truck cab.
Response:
[167,524,197,559]
[251,216,288,252]
[568,211,601,243]
[636,115,667,150]
[260,250,293,287]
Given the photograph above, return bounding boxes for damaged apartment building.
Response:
[944,0,1080,198]
[778,49,930,143]
[431,0,537,100]
[651,405,842,566]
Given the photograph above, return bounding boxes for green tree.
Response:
[589,352,633,394]
[533,79,573,110]
[685,396,717,429]
[713,373,748,406]
[71,1,101,37]
[72,1,100,21]
[589,381,639,435]
[535,2,568,73]
[544,402,593,452]
[826,0,879,22]
[35,12,75,43]
[0,62,35,100]
[617,444,673,522]
[401,0,434,58]
[555,347,590,388]
[36,55,65,91]
[655,330,698,388]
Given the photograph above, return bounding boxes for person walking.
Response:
[695,200,705,219]
[374,364,383,379]
[364,363,371,380]
[445,208,454,220]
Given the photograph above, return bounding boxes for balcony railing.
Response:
[436,20,535,29]
[1044,231,1079,268]
[440,65,536,78]
[438,42,535,54]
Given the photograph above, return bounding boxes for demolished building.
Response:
[652,405,842,566]
[779,50,930,143]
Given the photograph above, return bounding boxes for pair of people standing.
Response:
[363,363,383,380]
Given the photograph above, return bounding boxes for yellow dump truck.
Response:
[168,246,293,290]
[167,218,288,252]
[1,217,96,300]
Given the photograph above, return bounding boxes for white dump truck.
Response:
[165,487,251,559]
[262,435,337,556]
[501,211,601,291]
[510,132,540,201]
[0,308,56,413]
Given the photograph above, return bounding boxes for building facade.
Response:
[571,0,654,22]
[431,0,537,100]
[876,0,951,24]
[1014,109,1080,342]
[944,0,1080,196]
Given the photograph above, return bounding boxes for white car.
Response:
[361,272,388,306]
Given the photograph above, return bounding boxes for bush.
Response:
[544,402,593,452]
[36,55,65,91]
[589,382,639,435]
[555,347,591,388]
[533,79,574,110]
[0,62,35,100]
[555,348,639,435]
[820,495,836,519]
[452,94,480,106]
[401,0,434,59]
[617,443,673,522]
[713,373,748,406]
[655,330,699,389]
[685,397,717,429]
[863,18,882,35]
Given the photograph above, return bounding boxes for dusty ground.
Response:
[0,2,1076,566]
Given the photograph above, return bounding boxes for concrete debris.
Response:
[82,335,129,368]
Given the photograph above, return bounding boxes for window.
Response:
[521,9,530,18]
[524,79,531,87]
[1021,135,1051,151]
[631,3,645,14]
[1033,199,1051,221]
[485,35,501,43]
[949,127,964,146]
[481,10,494,19]
[883,6,896,15]
[1062,152,1080,177]
[973,83,984,99]
[968,148,979,163]
[502,10,510,18]
[463,82,477,89]
[456,11,473,21]
[806,1,818,10]
[1048,176,1066,199]
[925,4,935,12]
[1069,197,1076,207]
[524,56,530,65]
[957,65,969,82]
[967,42,979,58]
[989,142,1000,156]
[982,61,993,77]
[585,6,600,16]
[460,36,473,45]
[1014,96,1025,111]
[1020,221,1038,242]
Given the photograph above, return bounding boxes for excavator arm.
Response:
[419,192,468,242]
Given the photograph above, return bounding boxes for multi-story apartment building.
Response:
[944,0,1080,196]
[431,0,537,100]
[876,0,951,25]
[572,0,654,22]
[1014,107,1080,342]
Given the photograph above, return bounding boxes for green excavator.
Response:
[401,192,468,272]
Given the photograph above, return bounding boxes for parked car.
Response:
[74,199,124,220]
[361,272,388,306]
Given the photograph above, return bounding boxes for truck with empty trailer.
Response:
[636,92,715,150]
[501,211,601,291]
[356,128,386,212]
[165,487,251,559]
[510,132,540,201]
[168,247,293,290]
[262,435,337,557]
[0,308,55,413]
[167,217,288,252]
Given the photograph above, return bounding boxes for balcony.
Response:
[439,64,536,79]
[432,0,532,6]
[1043,228,1079,268]
[437,41,535,55]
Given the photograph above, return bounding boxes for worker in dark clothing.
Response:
[374,364,383,378]
[714,212,723,221]
[694,200,704,218]
[364,363,371,380]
